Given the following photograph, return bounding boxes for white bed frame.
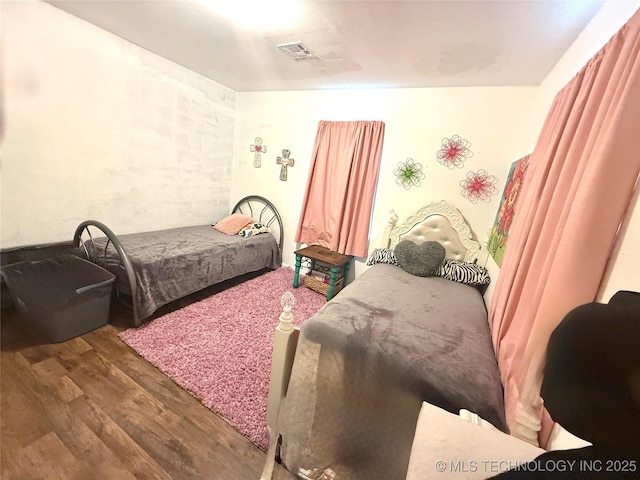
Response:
[260,200,481,480]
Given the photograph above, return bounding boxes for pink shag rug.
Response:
[118,267,326,451]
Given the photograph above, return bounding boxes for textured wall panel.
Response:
[1,2,236,247]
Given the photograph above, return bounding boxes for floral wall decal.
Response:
[393,158,425,190]
[276,149,295,181]
[460,169,499,203]
[250,137,267,168]
[436,135,473,169]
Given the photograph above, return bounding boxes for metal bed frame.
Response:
[72,195,284,327]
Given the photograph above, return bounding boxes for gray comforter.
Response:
[93,225,281,319]
[279,263,505,479]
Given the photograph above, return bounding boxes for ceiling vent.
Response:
[277,42,316,60]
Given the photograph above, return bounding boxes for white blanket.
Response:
[406,402,545,480]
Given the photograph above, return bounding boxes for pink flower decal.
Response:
[437,135,472,169]
[460,169,499,203]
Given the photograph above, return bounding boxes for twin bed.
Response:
[73,195,283,327]
[262,200,504,480]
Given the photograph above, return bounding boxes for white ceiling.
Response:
[46,0,605,92]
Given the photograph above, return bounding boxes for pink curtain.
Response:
[295,121,385,258]
[489,9,640,447]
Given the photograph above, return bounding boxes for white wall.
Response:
[1,1,236,248]
[232,87,539,275]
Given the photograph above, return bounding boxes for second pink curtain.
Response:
[295,121,385,258]
[489,9,640,447]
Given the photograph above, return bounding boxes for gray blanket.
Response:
[279,264,505,479]
[93,225,281,319]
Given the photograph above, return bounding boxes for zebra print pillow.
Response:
[437,259,491,287]
[366,248,398,266]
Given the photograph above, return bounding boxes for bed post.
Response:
[381,209,399,248]
[73,220,140,327]
[261,292,301,480]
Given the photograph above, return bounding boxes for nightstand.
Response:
[293,245,353,300]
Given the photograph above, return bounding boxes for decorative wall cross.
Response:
[276,149,295,181]
[250,137,267,168]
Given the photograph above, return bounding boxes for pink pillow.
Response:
[213,213,254,235]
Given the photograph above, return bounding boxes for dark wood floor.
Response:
[1,273,296,480]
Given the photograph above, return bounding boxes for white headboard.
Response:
[382,200,481,263]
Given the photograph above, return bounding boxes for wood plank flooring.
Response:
[1,273,296,480]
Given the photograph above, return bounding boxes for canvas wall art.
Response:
[487,155,530,266]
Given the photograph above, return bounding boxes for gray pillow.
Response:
[394,240,446,277]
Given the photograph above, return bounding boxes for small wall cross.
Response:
[276,149,295,181]
[250,137,267,168]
